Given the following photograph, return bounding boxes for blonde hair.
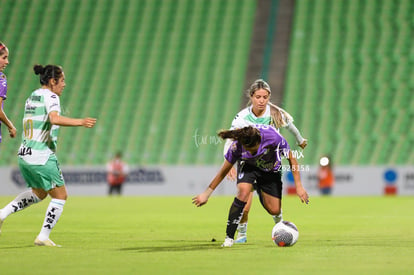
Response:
[268,102,294,129]
[246,79,294,128]
[246,79,271,106]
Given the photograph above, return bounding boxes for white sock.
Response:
[0,190,41,220]
[272,209,283,224]
[37,199,65,241]
[237,222,248,234]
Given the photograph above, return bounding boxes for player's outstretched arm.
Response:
[192,160,233,207]
[287,151,309,204]
[0,99,17,138]
[285,122,307,149]
[49,111,97,128]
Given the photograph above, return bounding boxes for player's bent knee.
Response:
[265,206,281,216]
[237,189,252,202]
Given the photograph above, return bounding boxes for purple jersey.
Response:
[224,125,290,172]
[0,72,7,143]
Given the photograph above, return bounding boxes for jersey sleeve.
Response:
[264,126,291,159]
[280,111,294,126]
[229,112,247,130]
[285,122,305,145]
[223,138,233,156]
[0,74,7,100]
[274,133,291,160]
[224,141,240,164]
[44,93,61,114]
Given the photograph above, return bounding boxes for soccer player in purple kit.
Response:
[0,42,17,144]
[192,125,309,247]
[225,79,308,243]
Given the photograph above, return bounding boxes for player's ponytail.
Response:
[218,126,261,148]
[33,64,45,75]
[268,102,294,128]
[33,64,63,85]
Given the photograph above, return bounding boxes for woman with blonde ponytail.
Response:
[222,79,307,244]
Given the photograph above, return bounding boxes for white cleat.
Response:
[221,237,234,247]
[34,237,62,247]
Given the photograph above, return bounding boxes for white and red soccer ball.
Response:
[271,221,299,247]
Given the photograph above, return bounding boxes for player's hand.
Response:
[296,186,309,204]
[82,117,97,128]
[226,166,237,181]
[299,139,308,149]
[192,192,209,207]
[8,126,17,138]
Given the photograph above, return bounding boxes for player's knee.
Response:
[266,206,281,216]
[32,189,47,200]
[37,193,48,200]
[237,187,252,201]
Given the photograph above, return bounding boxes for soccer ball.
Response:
[271,221,299,247]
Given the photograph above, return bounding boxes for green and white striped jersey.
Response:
[18,88,61,165]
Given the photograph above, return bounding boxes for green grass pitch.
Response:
[0,195,413,274]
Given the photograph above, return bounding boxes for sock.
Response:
[225,198,246,240]
[0,190,41,220]
[237,222,248,237]
[37,199,65,241]
[272,209,283,224]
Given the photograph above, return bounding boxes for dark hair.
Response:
[33,64,63,85]
[218,126,261,148]
[0,42,7,55]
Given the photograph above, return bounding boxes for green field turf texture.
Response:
[0,196,413,274]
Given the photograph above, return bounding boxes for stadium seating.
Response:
[0,0,255,165]
[1,0,412,166]
[284,0,413,165]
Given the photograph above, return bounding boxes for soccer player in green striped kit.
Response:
[0,64,97,247]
